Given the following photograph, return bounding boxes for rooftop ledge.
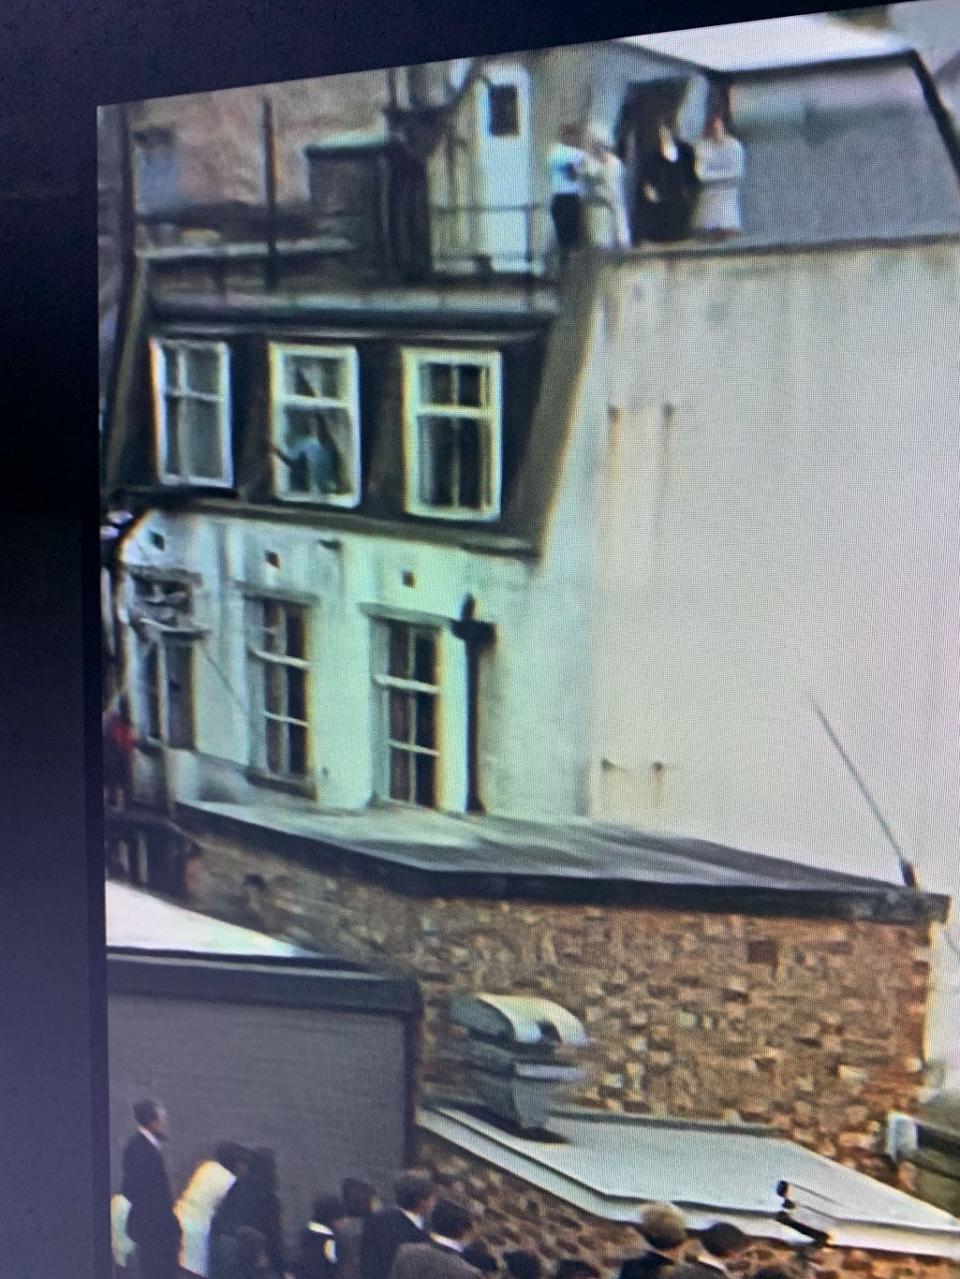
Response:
[139,229,960,267]
[176,800,949,924]
[418,1101,960,1258]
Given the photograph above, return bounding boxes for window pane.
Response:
[414,751,436,807]
[389,747,411,802]
[457,363,484,407]
[282,409,341,495]
[458,418,483,509]
[288,723,308,777]
[389,690,411,743]
[162,344,180,390]
[164,396,182,475]
[387,622,408,678]
[266,718,284,775]
[319,358,342,400]
[185,346,220,394]
[419,416,456,506]
[143,644,161,740]
[287,666,306,722]
[415,692,436,749]
[265,664,285,716]
[185,398,224,480]
[285,608,306,661]
[412,631,436,684]
[287,356,323,399]
[166,640,194,749]
[263,600,282,653]
[488,84,520,138]
[420,362,454,406]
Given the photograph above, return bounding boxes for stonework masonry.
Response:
[417,1130,960,1279]
[182,822,934,1182]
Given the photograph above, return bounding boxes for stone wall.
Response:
[417,1130,959,1279]
[180,821,934,1181]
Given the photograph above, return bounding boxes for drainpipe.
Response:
[450,595,495,813]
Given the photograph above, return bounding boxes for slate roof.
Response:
[180,799,949,922]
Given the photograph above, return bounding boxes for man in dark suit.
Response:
[618,1203,688,1279]
[120,1099,181,1279]
[671,1222,749,1279]
[390,1200,480,1279]
[361,1169,436,1279]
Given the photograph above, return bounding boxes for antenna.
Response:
[809,697,916,888]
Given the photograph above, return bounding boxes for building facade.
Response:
[103,15,960,1269]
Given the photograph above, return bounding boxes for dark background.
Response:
[0,0,881,1273]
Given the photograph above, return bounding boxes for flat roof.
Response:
[623,14,910,74]
[420,1103,960,1258]
[179,801,948,923]
[105,880,315,957]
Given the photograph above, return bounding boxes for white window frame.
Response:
[371,618,444,809]
[269,342,361,507]
[401,347,503,521]
[138,630,196,750]
[149,338,233,487]
[246,598,312,782]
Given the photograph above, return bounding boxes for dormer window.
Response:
[402,348,502,521]
[269,344,361,507]
[150,339,232,486]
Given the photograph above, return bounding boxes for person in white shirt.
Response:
[175,1142,246,1278]
[692,114,746,239]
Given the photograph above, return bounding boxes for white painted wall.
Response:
[119,509,592,823]
[580,242,960,1081]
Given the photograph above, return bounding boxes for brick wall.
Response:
[183,825,933,1178]
[416,1130,959,1279]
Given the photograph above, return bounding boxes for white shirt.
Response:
[138,1125,161,1150]
[549,143,587,196]
[308,1222,338,1263]
[431,1235,465,1254]
[402,1211,426,1232]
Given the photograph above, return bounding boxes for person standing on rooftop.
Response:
[692,114,746,241]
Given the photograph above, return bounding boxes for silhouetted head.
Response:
[636,1203,688,1255]
[133,1099,168,1140]
[554,1262,599,1279]
[699,1223,749,1259]
[341,1178,377,1218]
[312,1195,345,1229]
[430,1199,473,1243]
[394,1168,436,1216]
[504,1251,541,1279]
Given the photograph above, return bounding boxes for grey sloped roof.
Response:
[622,15,911,73]
[181,800,949,922]
[419,1103,960,1257]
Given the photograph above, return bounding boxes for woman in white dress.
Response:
[176,1143,245,1278]
[692,115,745,239]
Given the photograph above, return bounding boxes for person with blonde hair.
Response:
[618,1203,689,1279]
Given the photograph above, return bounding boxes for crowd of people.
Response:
[546,112,746,258]
[112,1103,799,1279]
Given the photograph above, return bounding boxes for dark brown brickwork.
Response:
[182,825,934,1183]
[416,1130,960,1279]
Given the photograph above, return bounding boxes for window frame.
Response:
[401,347,503,522]
[149,338,233,487]
[371,618,443,809]
[246,597,312,783]
[137,631,196,751]
[268,342,362,508]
